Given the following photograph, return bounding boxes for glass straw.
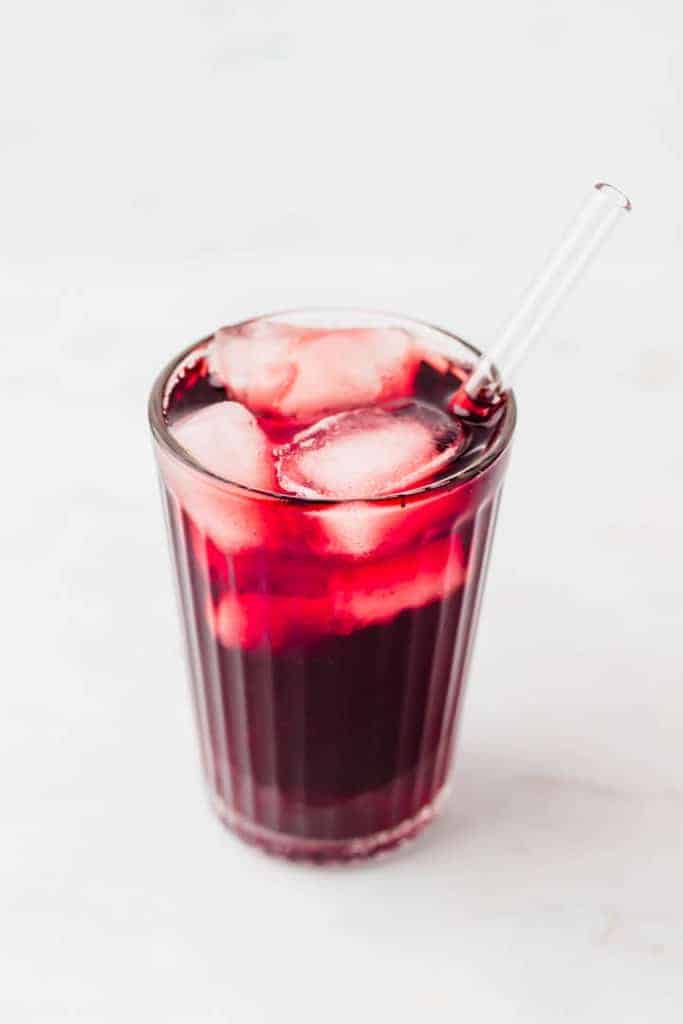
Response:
[464,182,631,401]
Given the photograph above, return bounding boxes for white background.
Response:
[1,1,682,1020]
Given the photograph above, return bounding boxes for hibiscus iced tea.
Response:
[149,310,516,860]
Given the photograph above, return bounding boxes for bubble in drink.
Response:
[275,401,467,500]
[209,322,423,421]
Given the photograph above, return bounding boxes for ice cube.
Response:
[208,322,302,417]
[295,482,473,559]
[275,401,466,500]
[208,322,421,421]
[332,532,466,630]
[208,592,332,650]
[206,533,466,650]
[278,327,417,421]
[171,401,276,491]
[161,402,276,555]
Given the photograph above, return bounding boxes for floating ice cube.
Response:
[171,401,275,491]
[208,322,421,421]
[162,402,276,555]
[208,322,302,417]
[275,401,466,500]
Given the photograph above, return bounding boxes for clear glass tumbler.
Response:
[148,310,516,861]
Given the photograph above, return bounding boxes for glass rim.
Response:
[147,307,517,506]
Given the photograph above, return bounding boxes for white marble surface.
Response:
[1,1,682,1020]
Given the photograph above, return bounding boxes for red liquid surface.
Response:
[156,331,511,859]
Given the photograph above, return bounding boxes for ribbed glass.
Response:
[150,311,515,861]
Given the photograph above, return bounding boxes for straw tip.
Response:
[594,182,632,211]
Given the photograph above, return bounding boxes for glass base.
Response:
[210,785,449,863]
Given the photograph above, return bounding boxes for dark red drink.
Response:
[149,311,515,860]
